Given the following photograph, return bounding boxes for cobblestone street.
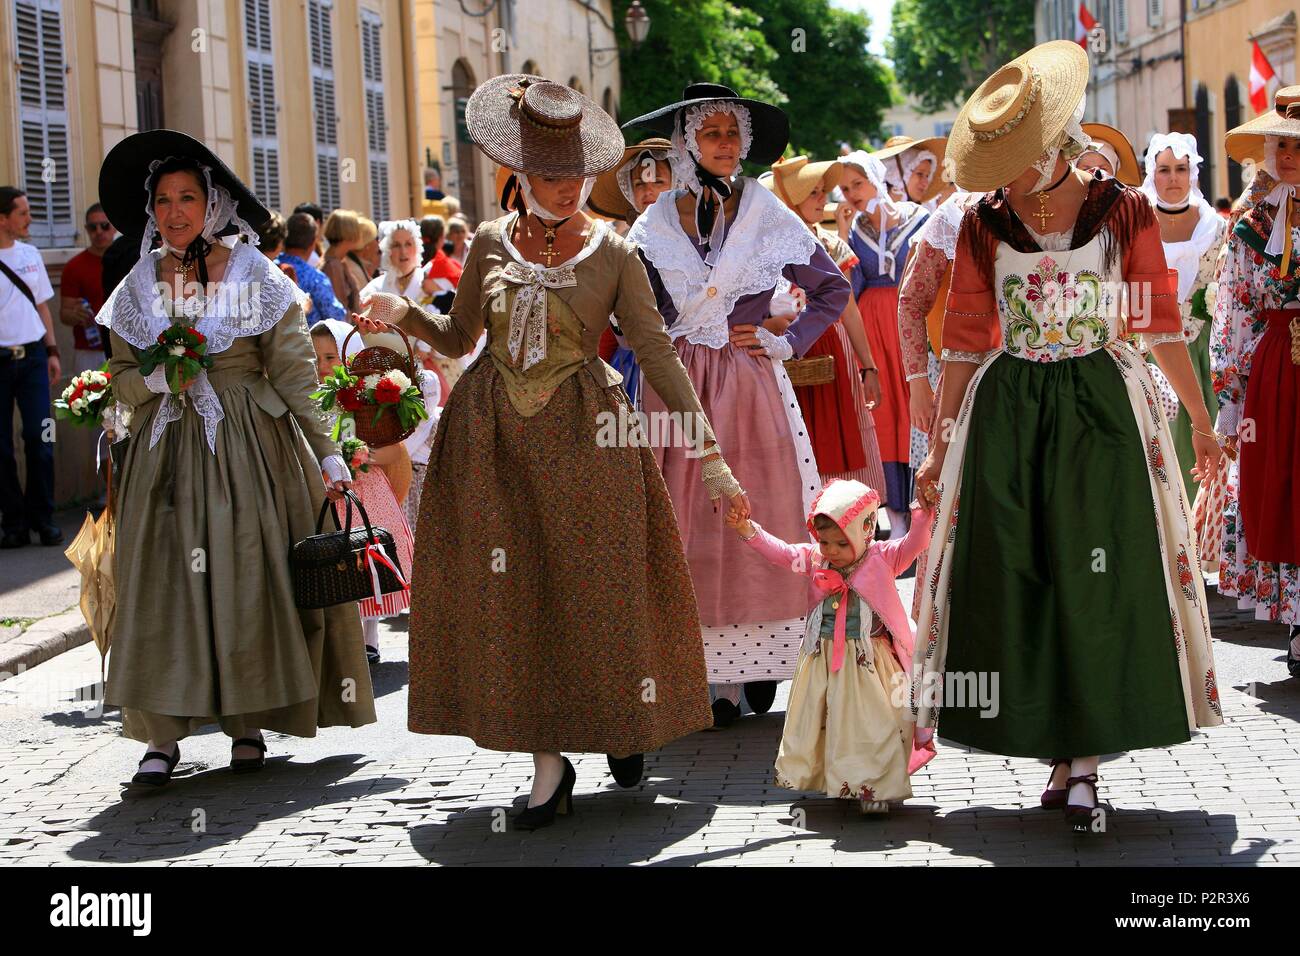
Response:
[1,590,1296,867]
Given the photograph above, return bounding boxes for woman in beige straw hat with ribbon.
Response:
[1076,123,1141,186]
[873,135,947,209]
[766,155,885,493]
[353,75,747,830]
[1211,85,1300,679]
[909,40,1224,833]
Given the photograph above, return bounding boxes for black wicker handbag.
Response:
[291,490,408,610]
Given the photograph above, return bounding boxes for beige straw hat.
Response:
[588,137,673,222]
[871,135,948,202]
[1080,122,1141,186]
[1225,86,1300,164]
[768,155,844,209]
[947,40,1090,191]
[465,74,625,178]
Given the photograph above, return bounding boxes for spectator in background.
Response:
[322,209,367,315]
[354,216,380,282]
[424,166,446,202]
[419,214,462,313]
[1215,196,1232,219]
[292,202,325,268]
[446,215,471,267]
[257,212,313,317]
[0,186,62,548]
[278,212,344,323]
[59,203,117,375]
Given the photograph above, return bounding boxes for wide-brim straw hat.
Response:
[466,74,625,178]
[871,135,948,202]
[768,155,844,209]
[947,40,1090,191]
[99,129,269,240]
[1226,86,1300,164]
[621,83,790,166]
[1080,122,1141,185]
[588,137,673,222]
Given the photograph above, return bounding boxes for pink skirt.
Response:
[642,340,816,628]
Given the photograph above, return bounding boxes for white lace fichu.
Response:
[97,240,298,454]
[919,189,981,261]
[627,179,817,350]
[852,200,928,282]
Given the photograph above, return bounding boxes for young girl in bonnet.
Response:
[727,480,936,813]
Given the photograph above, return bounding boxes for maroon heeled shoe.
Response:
[1040,757,1071,809]
[1064,773,1101,834]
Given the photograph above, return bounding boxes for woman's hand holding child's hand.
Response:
[725,507,754,539]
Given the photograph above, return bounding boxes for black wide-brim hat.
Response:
[99,129,270,240]
[621,84,790,167]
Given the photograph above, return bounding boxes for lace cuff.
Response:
[940,348,988,364]
[1215,402,1241,440]
[755,326,794,362]
[1141,330,1186,350]
[144,365,171,395]
[321,454,350,484]
[701,456,744,501]
[905,371,932,383]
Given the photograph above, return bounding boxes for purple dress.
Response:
[632,180,850,685]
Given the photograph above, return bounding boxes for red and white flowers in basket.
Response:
[53,366,114,428]
[312,366,428,441]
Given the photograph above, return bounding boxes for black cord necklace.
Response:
[1023,164,1076,231]
[528,212,574,267]
[1156,200,1193,215]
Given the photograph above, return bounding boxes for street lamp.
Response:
[590,2,652,72]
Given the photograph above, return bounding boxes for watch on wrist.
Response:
[859,366,876,380]
[44,343,60,358]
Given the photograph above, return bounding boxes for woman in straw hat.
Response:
[766,155,885,492]
[1212,86,1300,679]
[1137,132,1229,500]
[93,130,376,788]
[873,135,947,209]
[621,84,851,728]
[835,149,929,539]
[589,137,677,406]
[909,41,1224,832]
[1076,123,1141,186]
[354,76,747,828]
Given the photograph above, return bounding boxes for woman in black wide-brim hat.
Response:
[621,84,852,729]
[95,130,375,790]
[355,75,747,830]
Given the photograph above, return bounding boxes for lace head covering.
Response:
[884,149,939,201]
[838,151,896,216]
[377,219,422,276]
[616,145,676,211]
[141,157,260,285]
[1026,93,1089,192]
[1141,132,1207,208]
[807,479,880,565]
[668,102,754,265]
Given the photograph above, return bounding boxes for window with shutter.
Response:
[1115,0,1128,41]
[13,0,73,247]
[308,0,340,212]
[1148,0,1162,26]
[243,0,281,211]
[361,10,390,221]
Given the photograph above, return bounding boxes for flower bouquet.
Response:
[340,437,372,479]
[312,366,428,446]
[53,365,114,428]
[137,323,213,394]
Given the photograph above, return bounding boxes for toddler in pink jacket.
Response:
[727,478,936,813]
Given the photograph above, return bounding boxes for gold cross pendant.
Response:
[541,226,560,267]
[1032,192,1054,231]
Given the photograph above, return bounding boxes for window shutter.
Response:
[243,0,280,211]
[1148,0,1163,26]
[361,11,390,221]
[14,0,73,247]
[1115,0,1129,41]
[308,0,340,211]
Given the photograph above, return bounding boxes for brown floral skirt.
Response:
[406,360,713,754]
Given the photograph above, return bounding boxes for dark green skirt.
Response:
[938,349,1190,758]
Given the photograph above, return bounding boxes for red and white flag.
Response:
[1076,3,1097,47]
[1249,41,1277,113]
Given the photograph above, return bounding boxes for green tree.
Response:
[888,0,1036,113]
[617,0,784,126]
[747,0,895,157]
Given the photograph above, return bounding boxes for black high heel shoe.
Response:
[514,756,576,831]
[230,736,267,774]
[743,680,778,715]
[129,743,180,790]
[606,753,644,788]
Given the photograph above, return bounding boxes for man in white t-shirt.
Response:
[0,186,63,548]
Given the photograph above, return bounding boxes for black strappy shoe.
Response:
[230,736,267,774]
[129,744,180,790]
[1040,757,1072,809]
[1064,773,1103,834]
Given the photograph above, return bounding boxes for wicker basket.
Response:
[341,322,420,448]
[783,354,836,387]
